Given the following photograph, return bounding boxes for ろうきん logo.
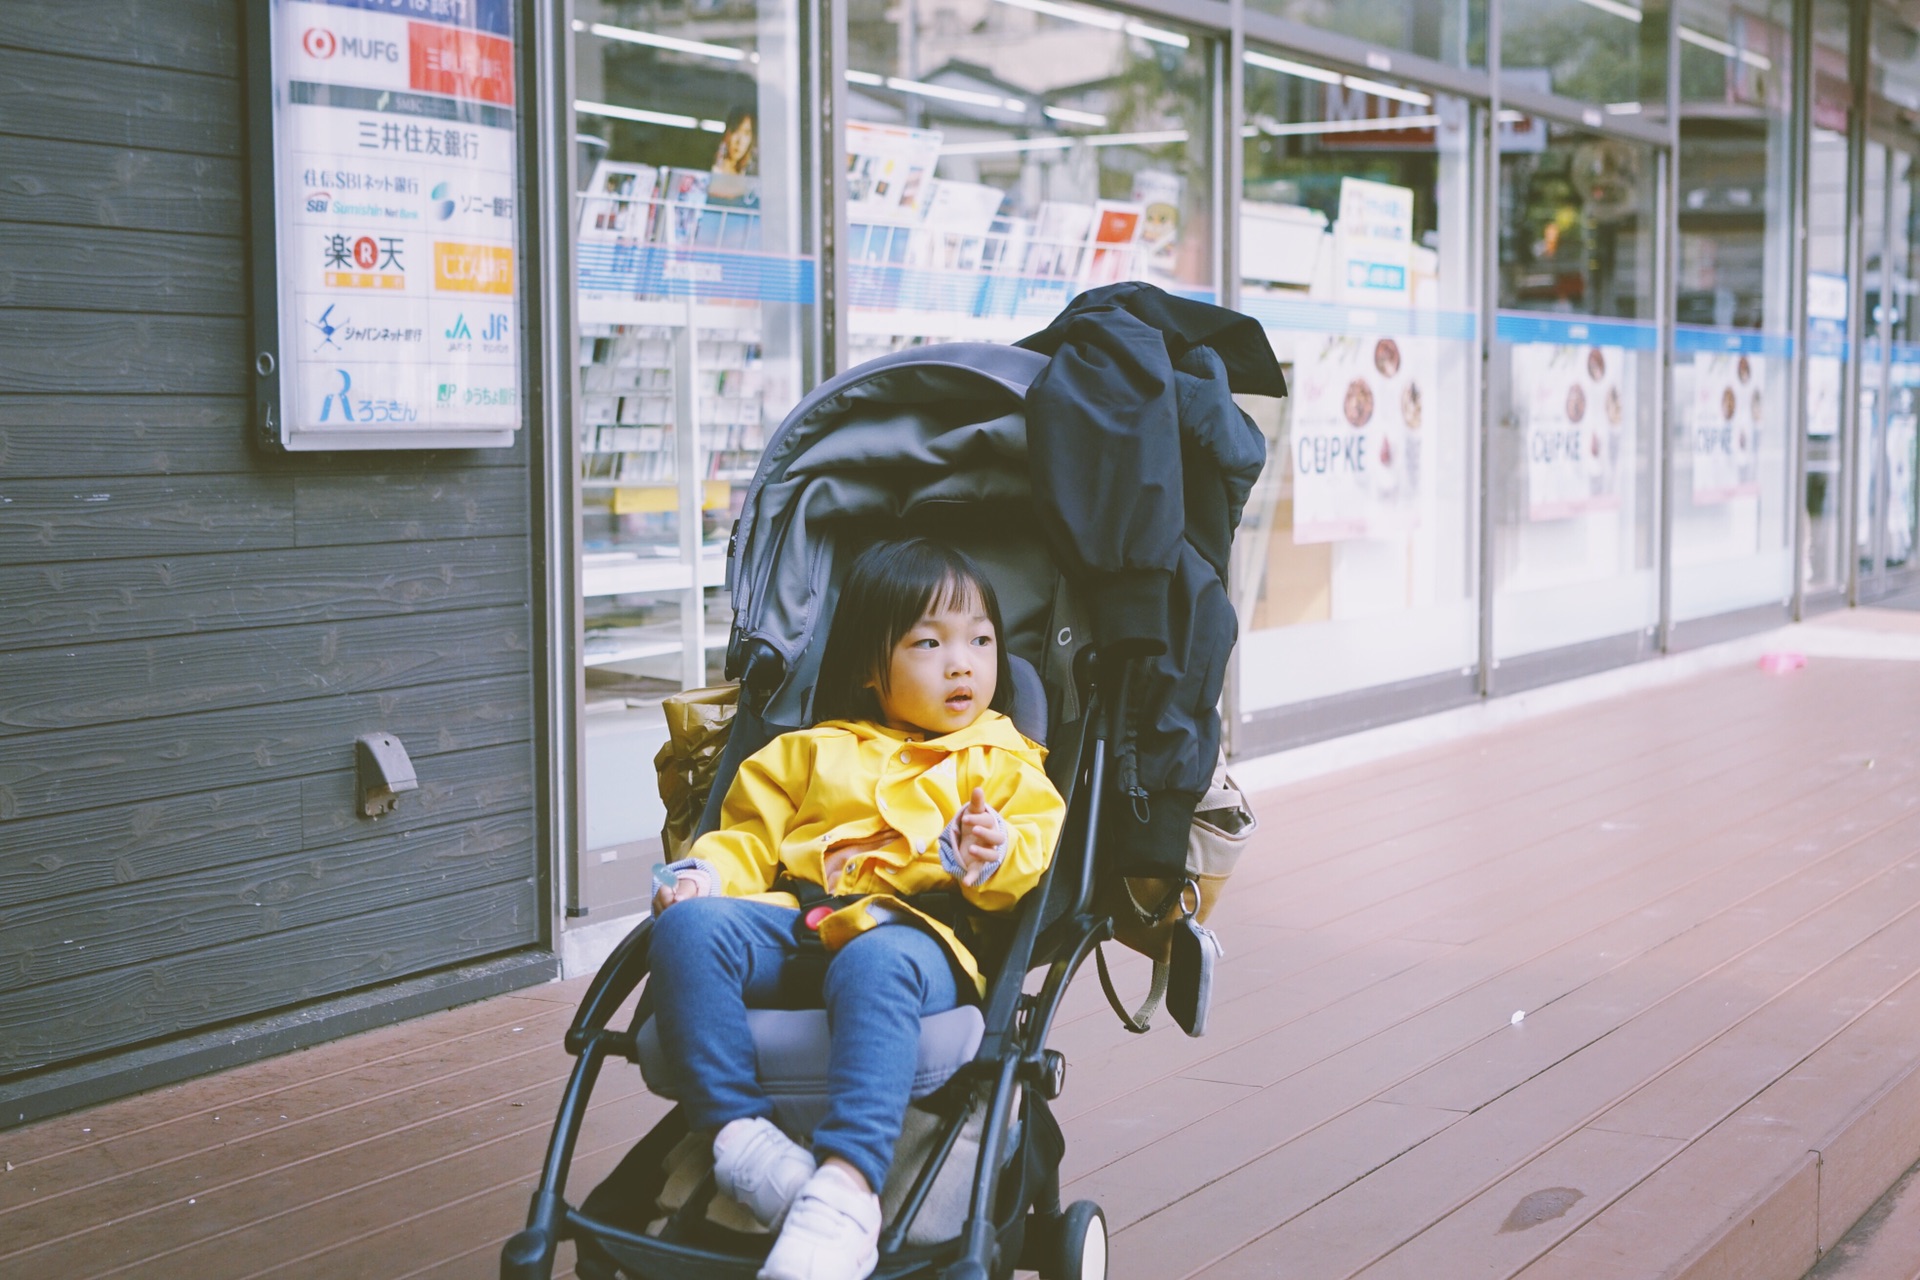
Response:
[320,368,356,422]
[302,28,337,58]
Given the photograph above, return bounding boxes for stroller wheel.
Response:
[1057,1201,1108,1280]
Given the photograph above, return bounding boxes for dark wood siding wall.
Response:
[0,1,544,1089]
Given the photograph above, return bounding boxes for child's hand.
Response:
[954,788,1007,887]
[652,874,705,915]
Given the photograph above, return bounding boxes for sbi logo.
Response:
[431,183,456,221]
[302,27,400,62]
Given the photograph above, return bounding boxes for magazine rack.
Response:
[570,179,1155,737]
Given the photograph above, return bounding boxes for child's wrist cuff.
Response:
[937,808,1006,882]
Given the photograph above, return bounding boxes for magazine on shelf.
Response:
[660,168,713,247]
[700,173,762,250]
[845,121,943,225]
[1085,200,1145,286]
[1025,201,1094,279]
[918,179,1005,271]
[579,161,659,244]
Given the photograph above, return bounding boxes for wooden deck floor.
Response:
[9,618,1920,1279]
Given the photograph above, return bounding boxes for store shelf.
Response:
[578,296,766,333]
[583,624,687,668]
[844,308,1041,343]
[583,549,728,597]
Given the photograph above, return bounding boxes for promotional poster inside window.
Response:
[254,0,523,449]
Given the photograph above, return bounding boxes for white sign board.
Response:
[252,0,521,449]
[1518,344,1633,520]
[1688,352,1763,504]
[1291,333,1433,543]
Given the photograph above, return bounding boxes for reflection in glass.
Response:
[843,0,1212,360]
[1803,0,1850,596]
[1492,126,1660,660]
[1667,0,1794,623]
[1860,143,1920,590]
[570,0,810,895]
[1231,51,1481,720]
[1500,0,1664,109]
[1858,14,1920,594]
[1245,0,1482,68]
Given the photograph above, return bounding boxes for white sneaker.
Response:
[757,1163,883,1280]
[713,1116,817,1230]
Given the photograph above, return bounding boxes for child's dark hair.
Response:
[813,538,1014,725]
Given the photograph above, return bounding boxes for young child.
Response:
[649,538,1065,1280]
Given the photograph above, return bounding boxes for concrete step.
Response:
[1514,974,1920,1280]
[1806,1157,1920,1280]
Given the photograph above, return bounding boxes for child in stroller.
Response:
[647,538,1064,1280]
[507,302,1280,1280]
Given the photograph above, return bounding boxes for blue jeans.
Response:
[648,897,961,1191]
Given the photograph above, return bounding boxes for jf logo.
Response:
[302,28,337,58]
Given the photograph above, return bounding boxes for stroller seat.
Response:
[635,1006,986,1137]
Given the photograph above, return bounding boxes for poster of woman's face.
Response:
[713,107,757,176]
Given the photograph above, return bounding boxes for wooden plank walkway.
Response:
[9,617,1920,1278]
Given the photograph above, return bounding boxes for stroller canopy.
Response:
[724,342,1062,730]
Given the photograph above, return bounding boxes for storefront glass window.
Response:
[1500,0,1665,110]
[842,0,1213,363]
[1803,0,1849,597]
[1233,50,1482,722]
[1859,15,1920,595]
[1668,0,1794,623]
[571,0,812,910]
[1246,0,1483,69]
[1491,124,1661,662]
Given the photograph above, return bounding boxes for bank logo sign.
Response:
[270,0,520,445]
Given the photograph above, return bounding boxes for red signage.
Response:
[408,22,515,107]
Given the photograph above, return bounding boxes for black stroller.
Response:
[504,307,1279,1280]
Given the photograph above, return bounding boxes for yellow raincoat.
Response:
[688,710,1064,996]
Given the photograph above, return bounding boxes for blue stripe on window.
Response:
[1243,297,1477,342]
[1495,312,1660,350]
[1673,327,1795,358]
[577,245,816,305]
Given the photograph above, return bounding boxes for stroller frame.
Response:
[502,652,1138,1280]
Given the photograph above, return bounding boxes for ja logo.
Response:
[320,369,356,422]
[446,315,472,340]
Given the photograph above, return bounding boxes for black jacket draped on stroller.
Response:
[504,285,1283,1280]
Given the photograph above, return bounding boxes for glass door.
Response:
[1802,0,1851,598]
[570,0,813,917]
[1668,0,1795,625]
[840,0,1215,362]
[1231,48,1484,742]
[1490,123,1663,671]
[1858,140,1920,597]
